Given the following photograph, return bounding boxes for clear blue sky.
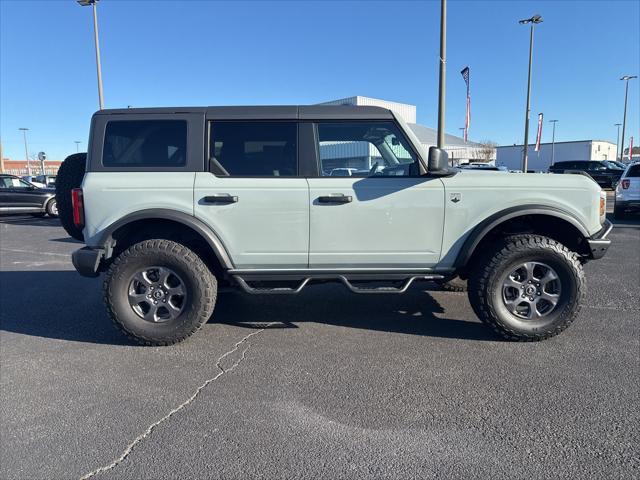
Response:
[1,0,639,160]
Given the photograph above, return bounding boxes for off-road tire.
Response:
[55,153,86,240]
[45,198,58,217]
[104,239,217,346]
[613,204,626,220]
[468,234,585,341]
[441,276,468,292]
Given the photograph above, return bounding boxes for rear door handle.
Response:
[318,194,352,204]
[203,194,238,204]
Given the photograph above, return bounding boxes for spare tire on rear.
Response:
[55,153,86,241]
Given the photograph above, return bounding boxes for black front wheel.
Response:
[468,235,585,341]
[104,239,217,345]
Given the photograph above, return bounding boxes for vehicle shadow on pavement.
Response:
[0,270,135,346]
[215,284,496,341]
[0,215,61,227]
[0,271,494,344]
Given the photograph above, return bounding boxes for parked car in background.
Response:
[0,174,58,217]
[459,164,508,172]
[20,175,47,189]
[329,167,359,177]
[614,162,640,219]
[549,160,624,189]
[33,174,56,188]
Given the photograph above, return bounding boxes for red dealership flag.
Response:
[535,113,543,152]
[461,66,470,142]
[630,137,634,160]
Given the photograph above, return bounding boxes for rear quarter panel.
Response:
[82,172,195,247]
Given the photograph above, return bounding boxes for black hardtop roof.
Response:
[94,105,395,120]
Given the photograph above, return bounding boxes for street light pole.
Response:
[74,141,81,152]
[19,128,31,176]
[519,14,543,173]
[436,0,446,149]
[619,75,637,162]
[614,123,622,160]
[78,0,104,109]
[549,119,558,166]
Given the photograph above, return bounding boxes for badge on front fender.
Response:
[450,193,461,203]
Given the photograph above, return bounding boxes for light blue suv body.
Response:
[69,106,612,345]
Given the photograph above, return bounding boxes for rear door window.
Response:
[103,120,187,167]
[209,121,298,177]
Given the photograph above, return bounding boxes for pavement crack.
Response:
[79,323,275,480]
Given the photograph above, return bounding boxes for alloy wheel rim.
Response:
[501,261,561,320]
[127,266,187,323]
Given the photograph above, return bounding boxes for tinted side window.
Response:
[103,120,187,167]
[627,165,640,177]
[317,121,418,177]
[209,122,297,177]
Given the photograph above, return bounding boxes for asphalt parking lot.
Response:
[1,201,639,479]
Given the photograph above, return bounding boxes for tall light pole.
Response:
[18,128,31,175]
[614,123,622,160]
[77,0,104,109]
[459,127,465,141]
[519,14,543,173]
[436,0,447,149]
[619,75,637,162]
[74,141,82,152]
[549,119,558,166]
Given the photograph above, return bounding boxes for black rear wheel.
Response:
[55,153,86,240]
[104,239,218,345]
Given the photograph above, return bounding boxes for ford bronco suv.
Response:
[61,106,612,345]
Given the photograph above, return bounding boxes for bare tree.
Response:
[472,140,498,162]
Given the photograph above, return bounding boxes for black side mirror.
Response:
[428,147,449,173]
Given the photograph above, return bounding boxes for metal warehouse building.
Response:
[318,96,486,167]
[496,140,618,172]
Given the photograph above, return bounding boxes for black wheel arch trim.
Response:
[453,205,591,269]
[93,208,234,269]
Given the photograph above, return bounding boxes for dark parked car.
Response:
[0,174,58,217]
[549,160,624,188]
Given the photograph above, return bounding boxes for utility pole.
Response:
[549,119,558,166]
[19,128,31,175]
[74,141,82,152]
[519,14,543,172]
[614,123,622,160]
[620,75,637,162]
[437,0,447,149]
[78,0,105,109]
[0,137,4,173]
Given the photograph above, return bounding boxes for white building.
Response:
[496,140,618,172]
[318,96,488,165]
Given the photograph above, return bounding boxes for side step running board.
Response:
[232,274,444,295]
[234,276,311,295]
[338,275,433,294]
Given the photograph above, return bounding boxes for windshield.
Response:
[603,161,624,170]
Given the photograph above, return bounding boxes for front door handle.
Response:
[203,194,238,204]
[318,194,352,204]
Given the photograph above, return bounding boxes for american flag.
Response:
[535,113,543,152]
[461,66,470,142]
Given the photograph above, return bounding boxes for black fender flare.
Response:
[453,205,590,269]
[94,208,234,269]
